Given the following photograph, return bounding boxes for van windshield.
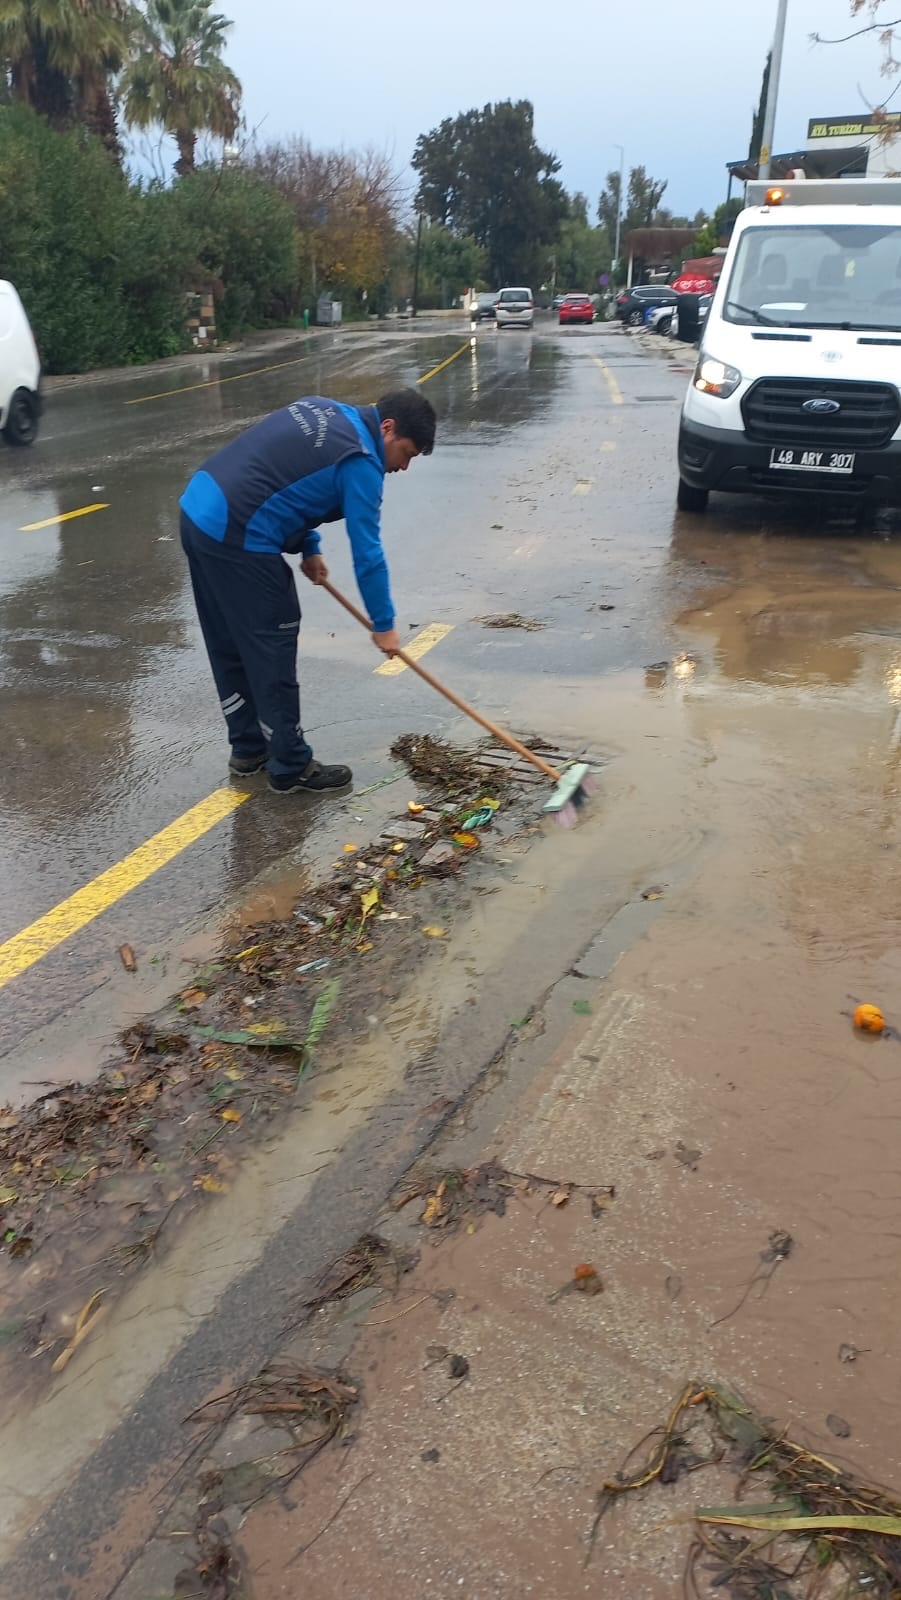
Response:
[723,223,901,331]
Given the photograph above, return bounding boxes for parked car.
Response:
[614,285,678,327]
[558,293,595,326]
[670,293,712,342]
[469,291,498,321]
[0,280,41,445]
[646,302,676,335]
[496,287,534,329]
[551,294,567,311]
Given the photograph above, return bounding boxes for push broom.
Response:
[322,579,595,826]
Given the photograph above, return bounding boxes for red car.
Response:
[558,293,594,326]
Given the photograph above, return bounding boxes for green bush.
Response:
[0,107,301,372]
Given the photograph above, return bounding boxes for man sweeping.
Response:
[179,388,436,794]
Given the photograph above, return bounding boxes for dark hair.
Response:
[376,388,436,455]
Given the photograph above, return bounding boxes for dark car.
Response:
[558,293,595,326]
[614,285,678,327]
[469,292,498,321]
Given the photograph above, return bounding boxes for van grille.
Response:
[741,377,901,448]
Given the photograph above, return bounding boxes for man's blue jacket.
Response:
[179,397,394,631]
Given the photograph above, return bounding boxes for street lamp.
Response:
[613,143,625,278]
[758,0,789,181]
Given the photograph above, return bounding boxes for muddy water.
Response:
[228,523,901,1598]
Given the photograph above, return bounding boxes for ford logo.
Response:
[802,397,841,414]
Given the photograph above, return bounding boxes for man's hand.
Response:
[372,627,400,656]
[301,554,329,585]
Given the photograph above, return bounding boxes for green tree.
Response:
[412,100,569,285]
[122,0,240,176]
[597,164,669,240]
[692,198,743,257]
[412,219,487,307]
[170,165,296,332]
[749,51,771,167]
[0,0,130,152]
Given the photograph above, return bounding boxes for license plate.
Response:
[769,447,855,475]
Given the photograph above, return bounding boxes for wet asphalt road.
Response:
[0,317,692,1068]
[4,314,899,1073]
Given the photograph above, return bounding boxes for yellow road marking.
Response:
[417,343,471,385]
[600,440,617,453]
[126,352,319,405]
[375,622,454,676]
[572,478,594,496]
[592,356,623,406]
[20,503,109,532]
[0,788,249,989]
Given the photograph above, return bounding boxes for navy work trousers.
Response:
[181,514,313,777]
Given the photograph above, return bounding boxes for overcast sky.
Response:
[220,0,893,216]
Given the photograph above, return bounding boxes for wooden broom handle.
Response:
[320,579,562,783]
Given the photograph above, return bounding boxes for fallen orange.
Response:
[854,1004,885,1034]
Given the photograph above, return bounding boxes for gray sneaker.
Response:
[229,752,267,776]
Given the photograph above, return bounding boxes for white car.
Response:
[495,287,534,329]
[0,281,41,445]
[646,302,676,335]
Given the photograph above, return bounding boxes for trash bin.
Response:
[316,296,342,326]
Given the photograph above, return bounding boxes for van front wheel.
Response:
[4,387,38,445]
[677,478,709,513]
[4,388,38,445]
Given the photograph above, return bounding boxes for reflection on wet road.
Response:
[4,316,901,1079]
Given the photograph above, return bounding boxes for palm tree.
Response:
[122,0,240,176]
[0,0,130,149]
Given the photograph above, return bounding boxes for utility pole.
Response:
[411,211,423,318]
[758,0,789,181]
[613,144,625,278]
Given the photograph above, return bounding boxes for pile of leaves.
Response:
[0,739,526,1376]
[592,1381,901,1598]
[395,1161,614,1233]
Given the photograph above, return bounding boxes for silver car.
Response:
[495,287,534,329]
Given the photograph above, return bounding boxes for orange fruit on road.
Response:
[854,1004,885,1034]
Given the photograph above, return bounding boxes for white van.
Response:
[677,180,901,512]
[0,281,41,446]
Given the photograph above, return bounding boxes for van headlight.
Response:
[693,354,742,399]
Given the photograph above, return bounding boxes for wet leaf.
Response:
[179,987,208,1008]
[674,1141,702,1170]
[220,1109,242,1124]
[0,1185,17,1205]
[407,802,425,815]
[839,1342,862,1363]
[572,1000,592,1015]
[196,1025,301,1049]
[118,943,137,972]
[665,1274,683,1301]
[551,1188,570,1208]
[641,885,665,901]
[360,887,379,916]
[357,942,373,954]
[223,1067,243,1082]
[343,843,358,853]
[196,1175,229,1194]
[448,1354,470,1380]
[453,831,480,849]
[0,1114,19,1131]
[10,1236,34,1259]
[827,1413,851,1438]
[423,926,446,939]
[392,842,406,854]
